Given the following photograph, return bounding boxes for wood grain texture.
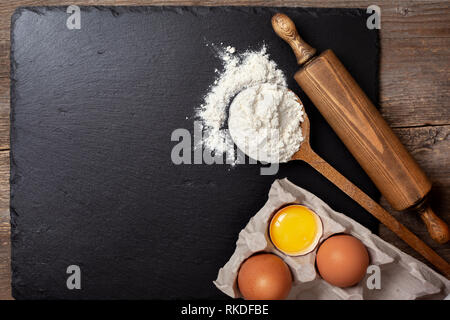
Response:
[296,50,433,211]
[379,125,450,263]
[295,49,449,243]
[419,206,449,244]
[0,150,11,300]
[291,110,450,277]
[380,37,450,127]
[0,0,449,299]
[271,13,316,65]
[0,79,8,150]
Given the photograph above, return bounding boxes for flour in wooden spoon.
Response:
[229,83,304,163]
[197,45,303,164]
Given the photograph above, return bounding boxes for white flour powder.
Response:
[228,83,304,163]
[196,45,304,164]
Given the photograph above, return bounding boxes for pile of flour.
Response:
[196,45,304,164]
[228,83,304,163]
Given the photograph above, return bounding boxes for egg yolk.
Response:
[269,205,319,255]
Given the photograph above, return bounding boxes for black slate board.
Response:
[10,6,380,299]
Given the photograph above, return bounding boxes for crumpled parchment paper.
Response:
[214,178,450,300]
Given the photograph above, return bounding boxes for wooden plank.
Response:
[394,124,450,185]
[0,1,449,40]
[0,40,7,79]
[380,125,450,270]
[0,212,11,300]
[380,37,450,127]
[0,77,9,150]
[0,150,11,300]
[381,1,450,39]
[0,150,8,211]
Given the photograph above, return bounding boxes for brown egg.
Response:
[237,253,292,300]
[316,234,369,288]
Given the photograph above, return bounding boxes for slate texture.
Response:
[10,6,379,299]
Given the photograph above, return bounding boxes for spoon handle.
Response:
[300,148,450,278]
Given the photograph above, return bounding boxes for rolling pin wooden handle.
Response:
[419,205,450,244]
[271,13,316,65]
[299,147,450,278]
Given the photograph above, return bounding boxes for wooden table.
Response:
[0,0,448,300]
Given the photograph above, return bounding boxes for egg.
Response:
[237,253,292,300]
[316,234,369,288]
[269,205,322,256]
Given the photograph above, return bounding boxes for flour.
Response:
[196,45,303,164]
[228,83,304,163]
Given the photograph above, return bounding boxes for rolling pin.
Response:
[272,13,449,244]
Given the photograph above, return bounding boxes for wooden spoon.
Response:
[291,94,450,278]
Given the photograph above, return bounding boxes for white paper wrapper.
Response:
[214,178,450,300]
